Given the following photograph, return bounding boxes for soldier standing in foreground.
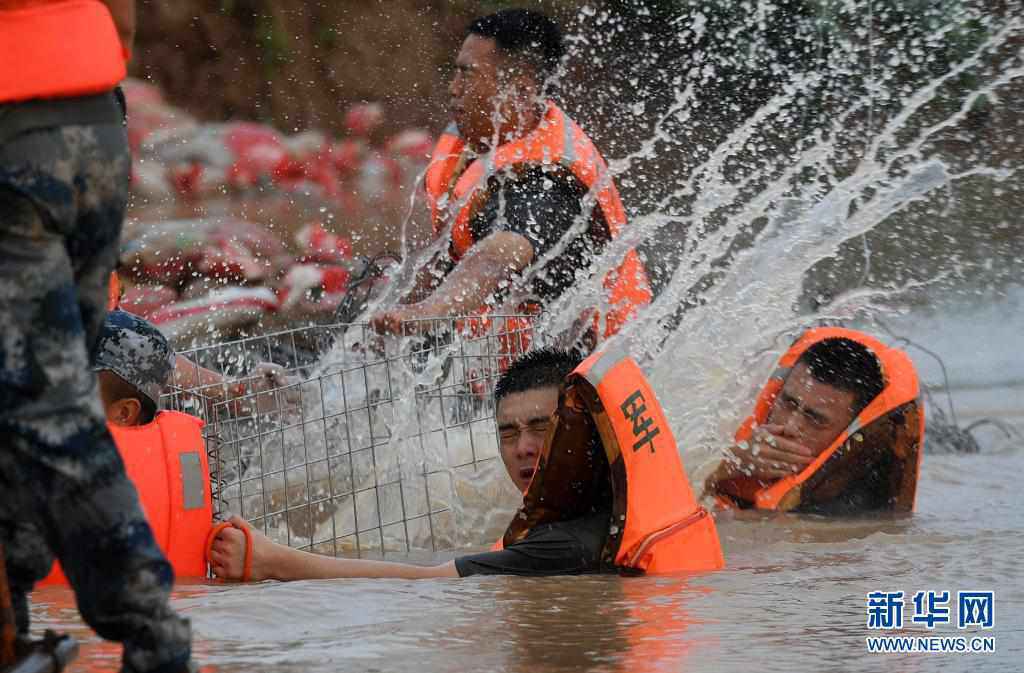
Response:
[0,1,193,670]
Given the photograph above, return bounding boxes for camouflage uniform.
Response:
[0,92,192,673]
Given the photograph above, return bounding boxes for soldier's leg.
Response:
[0,123,192,673]
[0,519,52,635]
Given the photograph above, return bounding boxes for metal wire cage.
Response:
[161,315,540,559]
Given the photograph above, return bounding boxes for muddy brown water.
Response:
[29,291,1024,672]
[29,448,1022,673]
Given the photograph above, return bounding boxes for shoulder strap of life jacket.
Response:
[107,271,121,311]
[716,327,924,513]
[574,347,724,572]
[0,1,126,104]
[424,122,466,239]
[502,347,724,574]
[426,102,629,260]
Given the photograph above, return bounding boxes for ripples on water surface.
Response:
[31,447,1022,672]
[31,292,1024,673]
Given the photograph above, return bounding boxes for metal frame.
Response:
[162,315,540,558]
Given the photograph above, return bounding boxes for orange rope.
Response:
[204,521,254,582]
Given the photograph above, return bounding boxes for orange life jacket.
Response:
[710,327,924,513]
[502,347,725,573]
[423,102,652,339]
[107,270,122,311]
[0,0,127,104]
[41,411,213,584]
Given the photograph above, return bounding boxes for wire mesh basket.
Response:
[161,314,541,559]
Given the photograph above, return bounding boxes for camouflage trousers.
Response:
[0,94,192,673]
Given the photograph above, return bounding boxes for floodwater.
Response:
[30,292,1024,672]
[30,454,1023,673]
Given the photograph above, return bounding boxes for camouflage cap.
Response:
[92,310,175,407]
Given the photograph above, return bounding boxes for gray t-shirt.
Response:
[455,508,612,577]
[468,166,610,305]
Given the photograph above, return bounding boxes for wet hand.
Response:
[251,362,300,413]
[369,306,422,336]
[727,424,816,480]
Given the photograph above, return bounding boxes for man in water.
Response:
[703,329,924,514]
[209,347,617,579]
[370,9,650,344]
[211,344,725,578]
[0,1,193,670]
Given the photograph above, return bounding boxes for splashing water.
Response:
[199,1,1023,554]
[539,3,1023,478]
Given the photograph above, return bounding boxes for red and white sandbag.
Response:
[386,129,433,162]
[294,222,352,265]
[120,218,290,286]
[118,283,179,319]
[344,102,384,137]
[149,286,280,344]
[275,263,353,319]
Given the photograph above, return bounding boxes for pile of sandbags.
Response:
[118,218,369,343]
[118,79,432,346]
[125,80,430,221]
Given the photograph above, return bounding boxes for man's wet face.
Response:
[766,362,858,456]
[449,34,503,147]
[496,386,559,493]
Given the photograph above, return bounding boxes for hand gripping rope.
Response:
[204,520,255,582]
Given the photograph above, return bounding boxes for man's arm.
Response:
[411,230,533,314]
[266,545,459,581]
[101,0,136,58]
[209,517,459,580]
[171,355,296,416]
[171,354,225,391]
[209,515,602,580]
[398,251,455,305]
[369,166,584,334]
[370,230,533,334]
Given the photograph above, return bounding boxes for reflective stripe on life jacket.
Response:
[0,0,127,104]
[424,103,652,339]
[711,327,924,513]
[502,347,725,573]
[41,411,213,584]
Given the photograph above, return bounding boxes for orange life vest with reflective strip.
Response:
[424,102,652,338]
[502,347,725,573]
[711,327,924,513]
[0,0,127,104]
[41,411,213,584]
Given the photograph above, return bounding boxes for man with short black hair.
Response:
[724,337,884,481]
[371,9,650,345]
[704,330,924,514]
[493,347,585,493]
[208,346,621,579]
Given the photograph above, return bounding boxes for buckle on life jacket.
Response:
[625,509,710,569]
